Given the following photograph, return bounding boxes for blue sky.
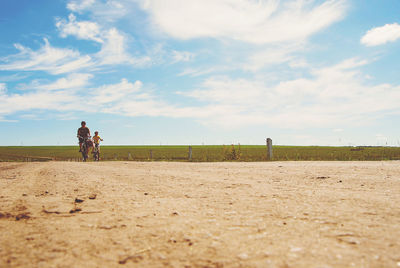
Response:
[0,0,400,146]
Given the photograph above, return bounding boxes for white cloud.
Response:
[0,39,93,74]
[41,73,93,90]
[178,65,235,77]
[178,58,400,128]
[86,79,187,118]
[138,0,347,44]
[0,89,81,116]
[0,77,150,119]
[18,73,93,91]
[361,23,400,46]
[91,78,143,104]
[67,0,129,21]
[3,57,400,128]
[0,26,150,76]
[243,43,304,71]
[54,13,152,67]
[333,128,344,132]
[95,28,151,66]
[171,50,195,63]
[56,14,103,43]
[0,83,6,98]
[96,28,129,64]
[67,0,96,12]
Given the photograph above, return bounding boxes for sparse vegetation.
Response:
[0,145,400,162]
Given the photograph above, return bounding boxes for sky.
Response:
[0,0,400,146]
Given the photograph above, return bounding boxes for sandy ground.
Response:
[1,161,400,268]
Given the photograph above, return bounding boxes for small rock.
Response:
[88,194,97,199]
[144,192,149,195]
[15,213,30,221]
[168,238,177,243]
[0,212,12,219]
[69,208,82,213]
[74,198,84,203]
[171,212,179,216]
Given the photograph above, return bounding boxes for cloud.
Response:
[54,13,152,67]
[0,39,93,74]
[0,76,173,120]
[18,73,93,91]
[0,77,148,118]
[95,28,130,64]
[0,24,150,76]
[90,78,143,104]
[95,28,151,66]
[178,58,400,128]
[171,50,195,63]
[67,0,129,21]
[40,73,93,90]
[138,0,347,44]
[178,64,238,77]
[0,83,6,95]
[243,43,305,71]
[3,57,399,128]
[0,89,81,116]
[56,14,103,43]
[87,79,189,118]
[67,0,96,13]
[361,23,400,46]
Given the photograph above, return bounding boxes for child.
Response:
[92,131,103,150]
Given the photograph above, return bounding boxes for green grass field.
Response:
[1,145,400,162]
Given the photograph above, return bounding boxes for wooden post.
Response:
[149,150,153,160]
[266,138,273,160]
[128,153,133,161]
[188,146,192,161]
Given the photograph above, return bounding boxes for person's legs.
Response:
[79,138,84,152]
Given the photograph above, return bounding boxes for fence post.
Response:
[128,153,133,160]
[266,138,273,160]
[188,146,192,161]
[149,150,153,160]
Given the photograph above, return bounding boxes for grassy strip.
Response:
[1,145,400,162]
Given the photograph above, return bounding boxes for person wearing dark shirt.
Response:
[77,121,91,152]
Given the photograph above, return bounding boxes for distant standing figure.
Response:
[77,121,91,152]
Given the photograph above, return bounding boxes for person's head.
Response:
[81,121,86,127]
[95,131,99,136]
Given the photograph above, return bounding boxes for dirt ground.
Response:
[1,161,400,268]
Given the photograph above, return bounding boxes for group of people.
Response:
[77,121,103,154]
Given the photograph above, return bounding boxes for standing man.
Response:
[77,121,91,152]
